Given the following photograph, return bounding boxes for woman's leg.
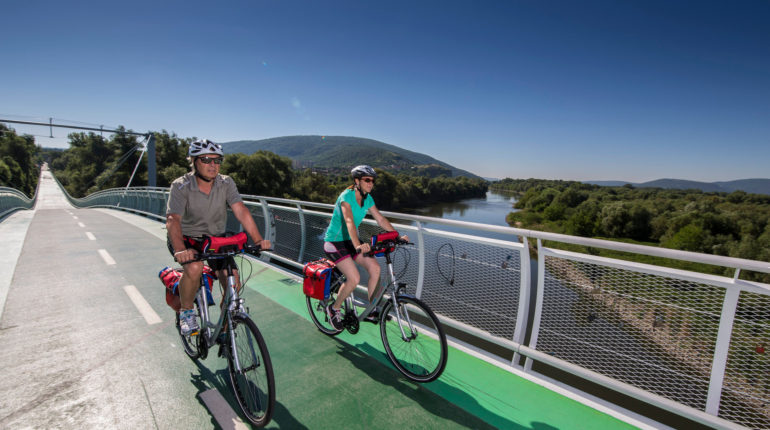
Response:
[332,257,360,310]
[355,255,381,301]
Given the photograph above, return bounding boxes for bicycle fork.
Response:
[385,263,418,342]
[224,274,261,374]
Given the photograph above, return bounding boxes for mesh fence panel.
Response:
[719,291,770,429]
[538,253,726,411]
[271,205,303,261]
[420,233,523,340]
[303,211,332,264]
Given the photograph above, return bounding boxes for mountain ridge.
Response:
[221,135,481,179]
[585,178,770,195]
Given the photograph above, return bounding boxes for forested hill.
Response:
[586,178,770,195]
[222,135,481,179]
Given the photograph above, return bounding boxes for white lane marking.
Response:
[199,389,249,430]
[98,249,116,265]
[123,285,162,325]
[78,222,85,228]
[73,216,78,219]
[86,232,96,240]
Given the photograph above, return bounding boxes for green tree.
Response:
[221,151,294,197]
[0,124,39,196]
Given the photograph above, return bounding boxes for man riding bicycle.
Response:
[166,139,271,336]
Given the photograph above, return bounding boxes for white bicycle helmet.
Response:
[188,139,224,157]
[351,165,377,179]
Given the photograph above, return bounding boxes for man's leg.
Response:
[179,261,203,310]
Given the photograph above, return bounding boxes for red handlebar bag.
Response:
[159,266,217,311]
[370,230,399,256]
[303,259,335,300]
[201,232,248,253]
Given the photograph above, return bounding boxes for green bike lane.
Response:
[240,259,641,429]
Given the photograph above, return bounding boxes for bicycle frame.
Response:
[341,244,418,340]
[196,256,247,357]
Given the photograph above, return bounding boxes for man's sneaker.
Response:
[325,304,343,330]
[179,309,200,336]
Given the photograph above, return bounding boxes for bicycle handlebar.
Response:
[364,238,412,256]
[191,244,270,261]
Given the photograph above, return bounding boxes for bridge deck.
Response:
[0,171,647,429]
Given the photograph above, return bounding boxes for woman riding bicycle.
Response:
[166,139,271,336]
[323,165,408,330]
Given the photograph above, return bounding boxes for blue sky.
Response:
[1,0,768,182]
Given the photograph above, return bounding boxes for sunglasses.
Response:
[198,156,223,165]
[361,178,375,184]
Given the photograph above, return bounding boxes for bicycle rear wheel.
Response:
[306,272,345,336]
[226,314,275,427]
[380,296,448,383]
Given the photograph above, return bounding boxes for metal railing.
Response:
[66,185,770,429]
[0,187,35,219]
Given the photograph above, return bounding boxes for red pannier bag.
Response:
[302,259,335,300]
[159,266,217,311]
[370,230,399,256]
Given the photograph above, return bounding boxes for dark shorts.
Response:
[167,235,226,271]
[323,240,359,264]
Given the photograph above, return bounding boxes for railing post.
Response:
[297,203,306,263]
[525,238,546,372]
[512,235,531,367]
[415,221,426,299]
[259,198,274,262]
[705,287,740,416]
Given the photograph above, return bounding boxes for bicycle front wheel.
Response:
[380,296,448,383]
[226,315,275,427]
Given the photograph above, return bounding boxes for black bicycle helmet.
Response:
[351,165,377,180]
[188,139,224,157]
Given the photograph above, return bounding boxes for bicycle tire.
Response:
[380,296,448,383]
[177,301,203,360]
[305,272,345,336]
[226,314,275,427]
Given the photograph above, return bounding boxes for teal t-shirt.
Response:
[324,188,374,242]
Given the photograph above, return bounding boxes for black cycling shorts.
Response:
[323,240,360,264]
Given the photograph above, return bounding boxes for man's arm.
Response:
[167,213,196,263]
[231,201,271,249]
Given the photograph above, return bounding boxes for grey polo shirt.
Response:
[166,172,243,238]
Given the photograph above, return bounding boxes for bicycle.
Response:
[175,234,275,427]
[306,237,448,382]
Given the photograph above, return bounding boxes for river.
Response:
[396,190,520,241]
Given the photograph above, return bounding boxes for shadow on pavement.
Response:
[190,357,306,429]
[333,339,526,430]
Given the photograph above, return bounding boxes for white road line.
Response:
[73,216,78,219]
[98,249,116,265]
[199,389,249,430]
[123,285,162,325]
[86,232,96,240]
[78,222,85,228]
